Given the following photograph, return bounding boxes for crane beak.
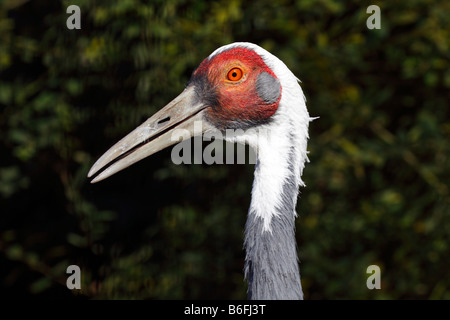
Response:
[87,85,212,183]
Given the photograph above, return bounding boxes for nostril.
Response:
[157,116,170,126]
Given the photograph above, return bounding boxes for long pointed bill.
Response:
[88,86,212,183]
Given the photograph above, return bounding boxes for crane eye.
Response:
[227,67,244,82]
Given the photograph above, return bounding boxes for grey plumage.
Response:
[256,72,281,104]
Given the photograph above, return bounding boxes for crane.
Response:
[88,42,312,300]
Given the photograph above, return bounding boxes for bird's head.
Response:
[189,45,281,131]
[88,42,308,183]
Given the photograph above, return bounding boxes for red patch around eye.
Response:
[193,46,281,129]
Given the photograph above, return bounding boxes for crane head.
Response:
[88,42,288,183]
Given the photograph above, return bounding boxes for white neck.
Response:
[250,127,301,231]
[243,118,307,299]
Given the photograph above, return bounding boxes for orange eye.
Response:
[227,67,244,82]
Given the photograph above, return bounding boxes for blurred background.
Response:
[0,0,449,299]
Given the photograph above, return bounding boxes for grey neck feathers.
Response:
[244,134,304,300]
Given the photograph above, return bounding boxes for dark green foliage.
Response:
[0,0,448,299]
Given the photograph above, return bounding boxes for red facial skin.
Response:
[192,47,281,129]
